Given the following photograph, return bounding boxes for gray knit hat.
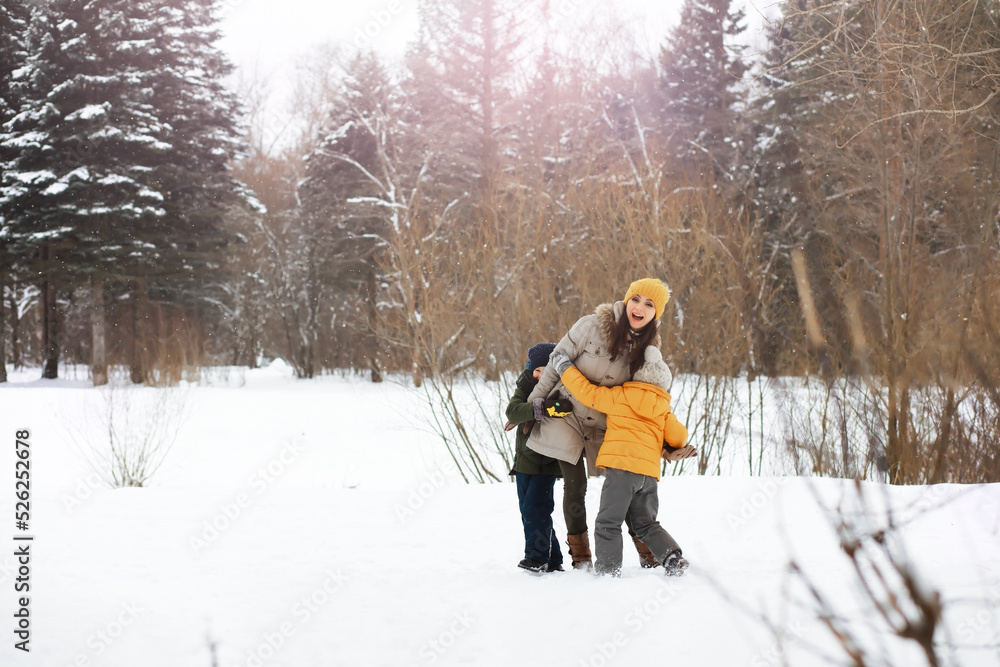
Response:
[632,346,672,390]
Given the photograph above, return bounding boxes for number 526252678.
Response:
[15,430,30,529]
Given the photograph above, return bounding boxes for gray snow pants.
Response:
[594,468,680,575]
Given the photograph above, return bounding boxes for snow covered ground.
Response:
[2,362,999,667]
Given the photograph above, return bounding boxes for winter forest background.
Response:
[2,0,999,486]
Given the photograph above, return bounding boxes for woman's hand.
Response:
[662,444,697,461]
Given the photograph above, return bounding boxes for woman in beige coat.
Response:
[526,278,669,568]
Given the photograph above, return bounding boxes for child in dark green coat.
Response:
[505,343,571,573]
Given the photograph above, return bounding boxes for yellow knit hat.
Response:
[623,278,670,320]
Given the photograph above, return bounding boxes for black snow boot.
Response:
[518,558,547,574]
[663,550,689,577]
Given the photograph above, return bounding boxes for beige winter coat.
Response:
[526,301,660,469]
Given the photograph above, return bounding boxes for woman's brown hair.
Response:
[608,314,659,375]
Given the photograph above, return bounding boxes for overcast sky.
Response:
[218,0,702,67]
[218,0,777,77]
[217,0,776,144]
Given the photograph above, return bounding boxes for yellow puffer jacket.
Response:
[560,366,688,480]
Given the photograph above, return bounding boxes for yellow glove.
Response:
[543,395,573,418]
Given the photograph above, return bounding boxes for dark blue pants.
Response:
[515,472,563,567]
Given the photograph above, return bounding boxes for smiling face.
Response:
[625,293,656,330]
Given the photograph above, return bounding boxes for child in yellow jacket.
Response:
[548,345,696,576]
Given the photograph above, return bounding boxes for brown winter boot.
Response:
[632,535,659,568]
[567,531,593,570]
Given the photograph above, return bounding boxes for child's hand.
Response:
[543,395,574,418]
[662,444,697,461]
[533,395,573,420]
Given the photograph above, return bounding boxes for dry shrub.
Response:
[781,376,888,479]
[922,262,1000,483]
[373,194,535,482]
[673,373,739,475]
[790,480,943,666]
[70,372,191,488]
[138,305,206,386]
[782,245,1000,483]
[764,0,1000,483]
